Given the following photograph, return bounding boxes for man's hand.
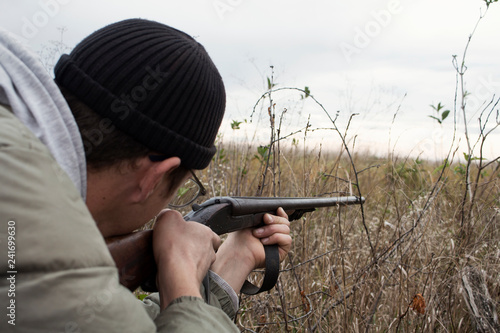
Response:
[152,209,221,309]
[210,208,291,293]
[250,207,291,267]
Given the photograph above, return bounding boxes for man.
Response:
[0,19,291,332]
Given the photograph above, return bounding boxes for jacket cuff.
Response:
[156,296,239,332]
[208,270,239,314]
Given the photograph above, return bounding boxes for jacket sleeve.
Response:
[141,271,239,322]
[0,105,239,332]
[143,294,238,332]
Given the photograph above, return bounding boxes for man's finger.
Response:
[261,233,292,247]
[263,213,290,226]
[276,207,288,219]
[253,224,290,238]
[212,231,221,251]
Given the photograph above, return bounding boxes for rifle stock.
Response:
[106,195,364,292]
[105,229,154,291]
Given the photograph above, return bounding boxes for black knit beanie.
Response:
[54,19,225,170]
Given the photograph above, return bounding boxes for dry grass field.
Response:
[194,7,500,329]
[195,140,499,332]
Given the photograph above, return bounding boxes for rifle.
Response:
[106,195,365,294]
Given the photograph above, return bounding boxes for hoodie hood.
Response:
[0,29,87,199]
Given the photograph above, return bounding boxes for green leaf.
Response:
[231,120,242,130]
[302,86,311,99]
[267,77,276,90]
[428,115,442,124]
[176,187,189,197]
[441,110,450,121]
[454,164,466,175]
[257,145,269,158]
[428,103,449,124]
[462,152,484,162]
[430,102,444,112]
[433,159,450,173]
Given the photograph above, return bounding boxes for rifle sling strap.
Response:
[240,244,279,295]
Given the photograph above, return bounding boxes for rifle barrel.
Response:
[194,196,365,216]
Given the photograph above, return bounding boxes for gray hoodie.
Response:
[0,28,87,199]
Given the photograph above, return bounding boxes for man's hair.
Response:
[60,86,149,170]
[62,87,190,195]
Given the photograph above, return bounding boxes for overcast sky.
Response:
[2,0,499,161]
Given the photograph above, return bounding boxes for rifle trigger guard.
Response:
[240,244,280,295]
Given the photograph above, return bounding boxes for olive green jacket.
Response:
[0,105,239,332]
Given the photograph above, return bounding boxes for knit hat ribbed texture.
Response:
[54,19,225,169]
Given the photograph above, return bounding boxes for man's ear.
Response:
[135,156,181,203]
